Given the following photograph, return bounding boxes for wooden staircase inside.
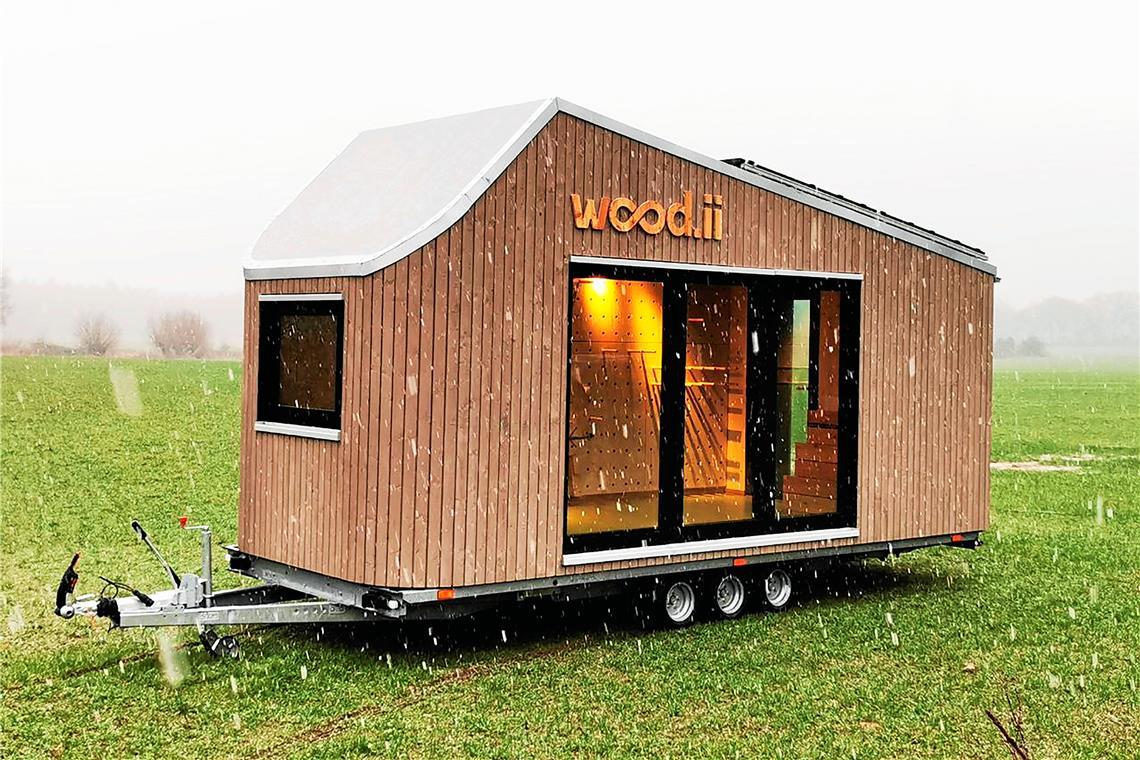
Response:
[778,408,839,517]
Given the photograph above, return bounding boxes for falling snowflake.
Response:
[157,632,186,687]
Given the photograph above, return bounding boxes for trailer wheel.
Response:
[200,628,241,659]
[710,573,747,619]
[761,568,793,611]
[660,579,698,627]
[219,635,240,659]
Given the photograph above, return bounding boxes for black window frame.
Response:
[257,298,345,431]
[562,262,861,555]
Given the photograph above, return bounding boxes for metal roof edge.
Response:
[245,97,996,280]
[244,98,560,281]
[554,99,996,277]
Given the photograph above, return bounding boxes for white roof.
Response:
[245,98,994,280]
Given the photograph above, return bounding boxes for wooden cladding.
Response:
[238,113,993,589]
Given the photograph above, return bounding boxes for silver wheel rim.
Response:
[714,575,746,616]
[664,581,696,623]
[764,569,792,608]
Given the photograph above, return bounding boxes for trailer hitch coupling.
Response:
[52,519,388,638]
[54,521,177,625]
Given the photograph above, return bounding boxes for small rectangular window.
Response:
[257,296,344,432]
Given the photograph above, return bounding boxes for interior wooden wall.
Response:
[682,285,748,493]
[567,278,663,500]
[239,113,994,588]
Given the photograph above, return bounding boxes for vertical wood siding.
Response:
[238,114,994,588]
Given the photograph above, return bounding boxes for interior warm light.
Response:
[590,277,611,295]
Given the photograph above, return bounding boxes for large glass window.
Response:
[566,277,664,535]
[257,297,344,430]
[564,265,858,553]
[682,284,752,526]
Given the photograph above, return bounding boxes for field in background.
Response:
[1,357,1137,758]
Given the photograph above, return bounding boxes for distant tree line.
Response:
[994,293,1138,348]
[72,310,211,357]
[994,336,1047,359]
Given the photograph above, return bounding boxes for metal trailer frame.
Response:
[228,531,981,617]
[54,519,980,656]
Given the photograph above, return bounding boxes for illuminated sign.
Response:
[571,191,724,240]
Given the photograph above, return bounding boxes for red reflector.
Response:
[951,534,964,543]
[436,588,455,601]
[732,558,747,567]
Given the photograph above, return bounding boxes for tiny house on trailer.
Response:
[233,97,995,625]
[56,98,996,636]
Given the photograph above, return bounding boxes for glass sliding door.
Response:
[682,284,753,526]
[566,276,664,536]
[774,290,843,520]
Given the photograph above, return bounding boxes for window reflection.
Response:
[278,313,339,411]
[776,291,840,519]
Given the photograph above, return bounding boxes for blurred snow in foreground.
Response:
[109,364,143,417]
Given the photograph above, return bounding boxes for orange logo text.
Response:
[571,191,723,240]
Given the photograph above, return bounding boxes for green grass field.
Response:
[2,357,1137,758]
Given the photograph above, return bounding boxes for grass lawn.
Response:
[1,356,1137,758]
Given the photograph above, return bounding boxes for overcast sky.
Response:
[3,1,1137,306]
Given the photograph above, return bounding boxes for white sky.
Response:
[2,1,1137,306]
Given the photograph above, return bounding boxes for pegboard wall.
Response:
[568,278,664,499]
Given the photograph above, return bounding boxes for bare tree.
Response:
[76,314,119,356]
[149,310,210,357]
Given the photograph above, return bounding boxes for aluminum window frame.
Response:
[255,294,345,437]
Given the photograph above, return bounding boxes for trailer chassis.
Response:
[54,519,980,656]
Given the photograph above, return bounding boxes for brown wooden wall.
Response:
[238,113,994,589]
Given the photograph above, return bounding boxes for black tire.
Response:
[760,568,794,612]
[219,635,240,659]
[658,579,698,627]
[708,573,748,619]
